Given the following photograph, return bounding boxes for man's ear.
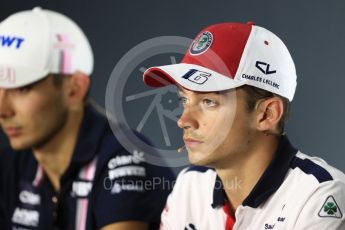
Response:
[255,97,284,134]
[65,71,90,106]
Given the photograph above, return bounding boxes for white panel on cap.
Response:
[0,10,50,88]
[45,10,94,75]
[0,7,94,89]
[234,26,297,101]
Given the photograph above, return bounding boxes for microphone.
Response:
[177,145,186,153]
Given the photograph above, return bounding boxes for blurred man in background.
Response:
[0,7,173,230]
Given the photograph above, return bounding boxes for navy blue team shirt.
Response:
[0,103,175,229]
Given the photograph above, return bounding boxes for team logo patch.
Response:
[111,182,144,194]
[318,195,343,218]
[189,31,213,56]
[12,207,39,227]
[108,166,146,180]
[71,180,93,198]
[184,223,197,230]
[0,67,16,84]
[182,69,212,85]
[19,190,41,206]
[255,61,276,75]
[108,150,145,169]
[0,35,25,49]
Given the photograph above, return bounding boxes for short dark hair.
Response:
[238,85,291,134]
[51,73,67,87]
[50,73,90,101]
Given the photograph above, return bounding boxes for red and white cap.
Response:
[143,22,297,101]
[0,7,93,89]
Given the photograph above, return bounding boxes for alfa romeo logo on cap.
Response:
[189,31,213,56]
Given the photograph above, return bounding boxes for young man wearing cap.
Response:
[0,7,174,230]
[143,22,345,229]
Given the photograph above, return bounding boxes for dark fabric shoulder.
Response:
[90,126,175,229]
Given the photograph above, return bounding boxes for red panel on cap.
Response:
[143,68,177,87]
[182,23,252,79]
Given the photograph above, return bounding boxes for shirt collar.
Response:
[211,135,298,208]
[69,102,109,165]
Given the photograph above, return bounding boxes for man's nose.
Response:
[0,89,14,119]
[177,106,199,130]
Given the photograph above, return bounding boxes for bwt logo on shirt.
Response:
[0,35,25,49]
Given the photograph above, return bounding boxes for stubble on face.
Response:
[186,89,255,168]
[2,76,69,151]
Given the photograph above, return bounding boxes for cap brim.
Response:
[143,63,244,92]
[0,65,49,89]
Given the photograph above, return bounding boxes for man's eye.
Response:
[178,97,188,105]
[203,99,217,107]
[16,86,31,93]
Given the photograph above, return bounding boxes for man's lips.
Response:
[4,127,21,137]
[183,137,203,146]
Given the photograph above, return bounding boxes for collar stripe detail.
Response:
[75,156,98,230]
[290,157,333,183]
[32,165,44,187]
[223,204,235,230]
[212,136,298,209]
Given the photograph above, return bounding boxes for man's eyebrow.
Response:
[178,87,228,96]
[177,87,186,94]
[16,76,47,90]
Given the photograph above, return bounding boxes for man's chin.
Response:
[9,139,34,151]
[187,150,213,166]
